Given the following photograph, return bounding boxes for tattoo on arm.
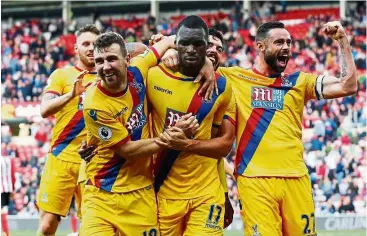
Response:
[340,43,348,78]
[42,93,59,101]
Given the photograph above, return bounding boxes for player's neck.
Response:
[76,61,95,73]
[179,65,201,78]
[253,61,279,77]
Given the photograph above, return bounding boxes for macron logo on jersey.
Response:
[251,87,284,110]
[154,85,173,95]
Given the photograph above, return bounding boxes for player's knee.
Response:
[38,221,56,235]
[38,214,60,234]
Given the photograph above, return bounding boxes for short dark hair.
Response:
[94,32,127,57]
[176,15,209,38]
[255,21,285,42]
[76,24,100,37]
[209,28,224,44]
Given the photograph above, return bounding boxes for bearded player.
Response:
[162,21,357,236]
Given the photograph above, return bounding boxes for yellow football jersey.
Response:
[147,64,235,199]
[44,66,97,163]
[83,49,159,193]
[217,66,319,177]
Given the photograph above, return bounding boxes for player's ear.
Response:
[257,40,266,52]
[74,44,78,54]
[125,54,131,65]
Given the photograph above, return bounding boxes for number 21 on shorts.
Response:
[301,212,316,235]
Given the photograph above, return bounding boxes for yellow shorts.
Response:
[37,154,81,217]
[157,187,225,236]
[81,184,159,236]
[238,175,316,236]
[76,159,86,220]
[77,160,87,183]
[75,180,85,219]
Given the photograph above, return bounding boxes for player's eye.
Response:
[95,59,103,64]
[179,41,189,46]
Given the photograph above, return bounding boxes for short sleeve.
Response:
[303,72,321,102]
[223,91,237,127]
[43,69,65,95]
[217,67,233,79]
[129,47,160,81]
[213,81,233,127]
[84,109,130,149]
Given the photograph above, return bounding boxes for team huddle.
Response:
[36,15,357,236]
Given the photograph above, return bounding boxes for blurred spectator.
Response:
[34,123,48,147]
[338,195,356,213]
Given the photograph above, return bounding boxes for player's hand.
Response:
[196,57,218,100]
[174,113,199,138]
[224,192,234,228]
[79,140,97,163]
[155,127,190,151]
[162,48,179,71]
[322,21,346,41]
[70,70,92,99]
[149,33,167,46]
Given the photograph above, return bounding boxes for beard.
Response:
[79,53,95,68]
[99,68,125,89]
[264,50,287,73]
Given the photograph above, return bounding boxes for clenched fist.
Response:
[322,21,346,41]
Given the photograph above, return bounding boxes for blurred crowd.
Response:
[1,2,366,216]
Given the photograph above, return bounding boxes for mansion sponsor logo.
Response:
[251,87,284,110]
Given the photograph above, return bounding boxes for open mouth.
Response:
[277,55,288,67]
[104,72,115,79]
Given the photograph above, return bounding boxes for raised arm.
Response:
[318,21,357,99]
[41,70,91,118]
